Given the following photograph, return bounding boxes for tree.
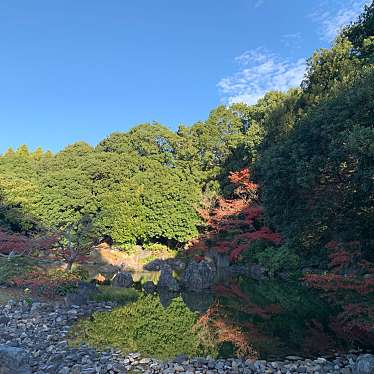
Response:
[53,215,96,271]
[98,159,202,246]
[256,69,374,252]
[343,1,374,60]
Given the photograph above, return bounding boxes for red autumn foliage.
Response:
[0,228,57,257]
[0,229,33,255]
[189,168,281,262]
[11,269,80,297]
[229,168,258,199]
[303,241,374,347]
[303,273,374,295]
[330,303,374,346]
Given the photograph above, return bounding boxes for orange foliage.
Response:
[194,303,258,359]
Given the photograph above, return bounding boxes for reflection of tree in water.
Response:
[203,278,341,359]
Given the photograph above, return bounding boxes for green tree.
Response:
[256,70,374,251]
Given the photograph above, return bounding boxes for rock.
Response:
[286,356,303,361]
[182,260,216,290]
[111,271,133,288]
[64,282,96,305]
[0,345,31,374]
[143,281,157,294]
[143,259,165,271]
[165,258,186,271]
[0,316,9,325]
[144,258,185,272]
[157,265,180,292]
[354,354,374,374]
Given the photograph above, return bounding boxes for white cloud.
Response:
[311,0,370,42]
[218,49,306,105]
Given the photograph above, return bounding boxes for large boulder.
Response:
[144,258,185,272]
[0,345,31,374]
[182,260,216,291]
[64,282,96,305]
[143,259,165,271]
[355,354,374,374]
[157,265,180,292]
[111,271,133,288]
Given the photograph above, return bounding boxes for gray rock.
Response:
[64,282,97,305]
[143,259,165,271]
[166,258,186,271]
[0,345,31,374]
[111,271,133,288]
[157,265,180,292]
[354,354,374,374]
[182,260,216,290]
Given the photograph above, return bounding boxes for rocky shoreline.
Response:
[0,299,373,374]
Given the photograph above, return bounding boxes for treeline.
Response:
[1,2,373,261]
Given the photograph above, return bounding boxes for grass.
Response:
[90,285,140,304]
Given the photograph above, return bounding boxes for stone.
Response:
[111,271,133,288]
[165,258,186,271]
[143,259,165,271]
[182,260,216,290]
[354,354,374,374]
[0,345,31,374]
[286,356,303,361]
[157,265,180,292]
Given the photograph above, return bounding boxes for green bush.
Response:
[240,239,269,260]
[238,240,300,277]
[253,245,300,277]
[0,256,37,285]
[90,286,140,304]
[70,295,217,359]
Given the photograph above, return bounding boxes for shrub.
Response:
[11,268,82,297]
[0,256,38,285]
[70,295,217,359]
[90,286,140,304]
[254,245,300,277]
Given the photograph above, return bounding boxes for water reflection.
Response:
[147,276,367,360]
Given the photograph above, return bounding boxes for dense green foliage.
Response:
[1,2,373,265]
[70,296,217,359]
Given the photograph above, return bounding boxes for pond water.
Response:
[138,275,371,360]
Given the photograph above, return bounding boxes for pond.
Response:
[132,275,370,360]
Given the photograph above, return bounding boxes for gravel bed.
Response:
[0,299,370,373]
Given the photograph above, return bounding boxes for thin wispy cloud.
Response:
[254,0,265,9]
[281,32,302,49]
[310,0,370,42]
[218,49,306,105]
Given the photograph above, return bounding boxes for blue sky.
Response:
[0,0,370,153]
